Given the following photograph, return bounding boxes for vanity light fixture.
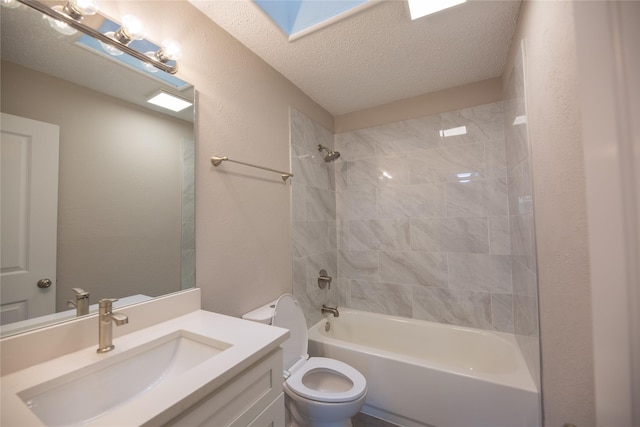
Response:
[407,0,467,20]
[44,0,99,35]
[100,14,145,56]
[0,0,21,9]
[17,0,181,74]
[146,90,193,112]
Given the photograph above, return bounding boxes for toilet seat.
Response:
[272,295,367,404]
[285,357,367,403]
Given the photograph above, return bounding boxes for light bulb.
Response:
[99,32,124,56]
[44,5,77,35]
[141,52,159,73]
[0,0,21,9]
[120,14,145,40]
[156,39,182,62]
[68,0,99,16]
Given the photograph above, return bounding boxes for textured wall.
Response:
[503,1,595,425]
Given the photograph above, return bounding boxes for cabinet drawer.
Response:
[165,349,283,427]
[246,393,285,427]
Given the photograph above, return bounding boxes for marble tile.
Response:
[347,155,410,188]
[377,183,445,219]
[369,115,441,155]
[338,250,379,282]
[293,257,308,296]
[334,278,352,307]
[512,258,537,296]
[350,280,413,317]
[328,221,337,251]
[505,113,530,170]
[446,178,508,217]
[413,287,493,329]
[378,251,447,287]
[306,187,336,221]
[408,143,485,184]
[507,158,533,216]
[491,293,514,333]
[513,294,539,338]
[336,220,349,250]
[290,108,318,151]
[337,188,377,220]
[335,131,376,161]
[489,215,511,255]
[440,102,504,146]
[292,220,331,258]
[410,217,489,253]
[510,214,536,270]
[448,253,512,293]
[295,289,325,328]
[181,248,195,290]
[291,183,307,221]
[291,108,334,153]
[486,138,507,179]
[335,161,349,193]
[349,219,411,251]
[291,144,335,191]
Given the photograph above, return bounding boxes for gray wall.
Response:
[1,61,191,311]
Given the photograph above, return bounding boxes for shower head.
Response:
[318,144,341,162]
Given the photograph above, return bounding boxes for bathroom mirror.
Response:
[0,2,195,337]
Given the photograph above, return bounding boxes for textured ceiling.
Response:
[190,0,522,116]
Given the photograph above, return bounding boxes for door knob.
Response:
[37,278,52,288]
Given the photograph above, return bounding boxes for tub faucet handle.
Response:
[318,270,332,289]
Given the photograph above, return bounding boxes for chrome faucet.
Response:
[321,304,339,317]
[97,298,128,353]
[67,288,90,317]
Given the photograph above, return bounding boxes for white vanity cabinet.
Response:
[164,348,285,427]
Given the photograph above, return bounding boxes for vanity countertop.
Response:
[1,310,289,426]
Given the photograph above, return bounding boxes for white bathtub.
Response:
[307,309,539,427]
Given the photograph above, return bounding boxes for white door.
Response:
[1,113,59,324]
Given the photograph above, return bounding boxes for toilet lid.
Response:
[285,357,367,403]
[272,294,308,374]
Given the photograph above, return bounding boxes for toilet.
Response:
[243,294,367,427]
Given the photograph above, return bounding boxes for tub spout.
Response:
[321,305,339,317]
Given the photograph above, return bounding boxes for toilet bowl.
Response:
[243,294,367,427]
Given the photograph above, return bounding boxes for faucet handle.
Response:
[72,288,89,298]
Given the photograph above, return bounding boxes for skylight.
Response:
[253,0,374,41]
[407,0,467,20]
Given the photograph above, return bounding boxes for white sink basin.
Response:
[18,330,231,426]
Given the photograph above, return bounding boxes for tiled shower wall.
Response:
[290,108,340,327]
[291,97,539,348]
[333,101,514,332]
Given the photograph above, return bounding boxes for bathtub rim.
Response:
[307,308,538,394]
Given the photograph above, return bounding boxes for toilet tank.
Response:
[242,299,278,324]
